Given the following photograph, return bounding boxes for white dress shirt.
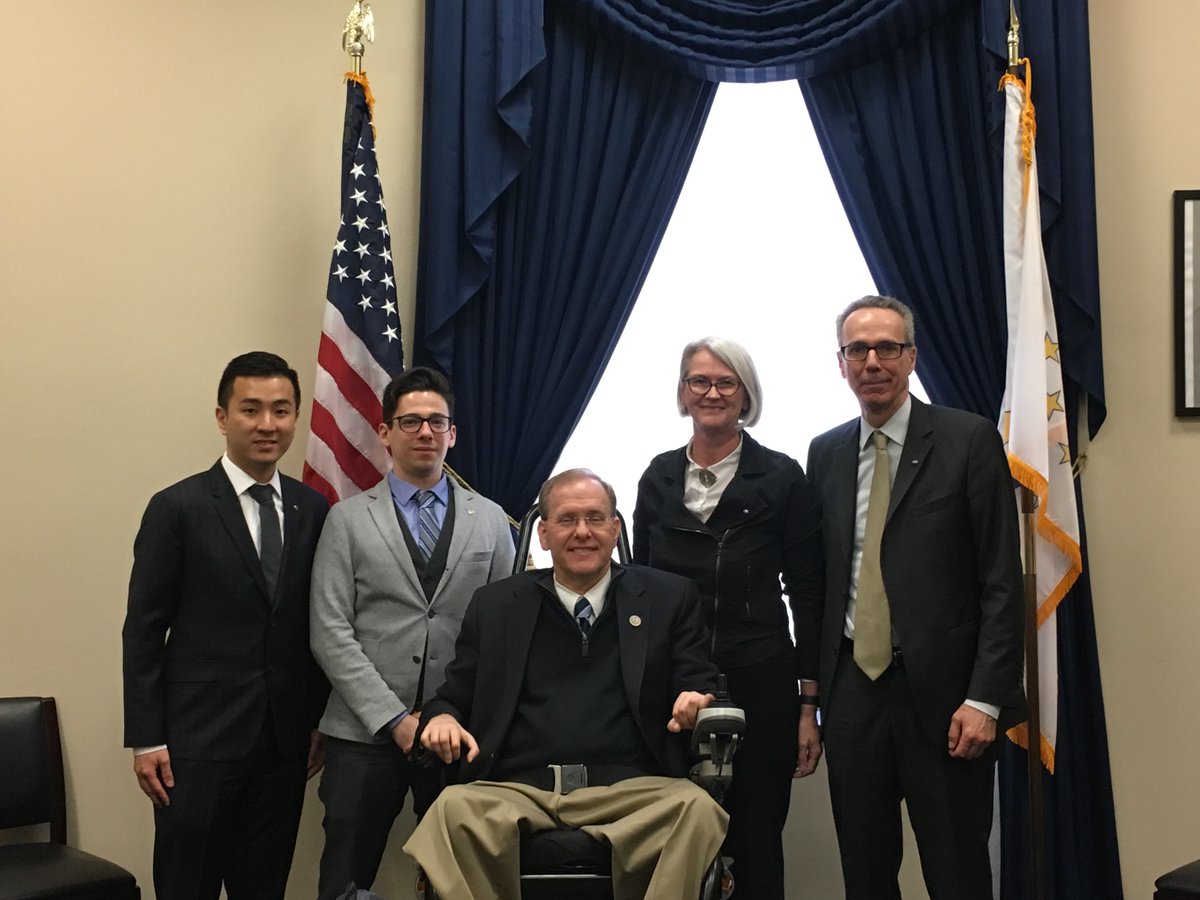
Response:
[553,568,613,622]
[682,437,743,523]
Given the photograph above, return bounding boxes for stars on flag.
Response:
[323,102,401,349]
[1046,390,1064,420]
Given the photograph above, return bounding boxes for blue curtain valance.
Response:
[567,0,971,80]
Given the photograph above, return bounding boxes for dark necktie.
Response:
[248,483,282,597]
[573,596,593,635]
[415,490,441,561]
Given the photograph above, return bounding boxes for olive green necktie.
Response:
[854,430,893,680]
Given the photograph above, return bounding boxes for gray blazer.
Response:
[310,477,515,743]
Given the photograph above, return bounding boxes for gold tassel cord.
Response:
[998,58,1036,202]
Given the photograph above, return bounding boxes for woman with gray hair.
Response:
[633,337,824,900]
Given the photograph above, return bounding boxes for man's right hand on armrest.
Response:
[421,713,480,764]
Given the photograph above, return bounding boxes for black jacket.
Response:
[122,462,329,759]
[419,564,719,783]
[633,432,824,679]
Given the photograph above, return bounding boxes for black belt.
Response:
[503,764,648,795]
[842,635,904,670]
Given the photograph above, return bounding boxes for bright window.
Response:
[549,80,925,552]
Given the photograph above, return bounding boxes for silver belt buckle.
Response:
[549,764,588,794]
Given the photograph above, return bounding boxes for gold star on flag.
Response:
[1046,391,1064,419]
[1058,443,1071,465]
[1045,333,1060,362]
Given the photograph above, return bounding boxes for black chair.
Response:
[0,697,141,900]
[1157,859,1200,900]
[416,506,744,900]
[512,503,633,571]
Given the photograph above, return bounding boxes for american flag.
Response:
[304,74,404,505]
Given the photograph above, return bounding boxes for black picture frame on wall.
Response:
[1175,190,1200,416]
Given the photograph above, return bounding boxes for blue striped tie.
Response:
[415,490,440,560]
[573,597,593,635]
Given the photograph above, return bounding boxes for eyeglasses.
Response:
[389,414,454,434]
[548,512,614,530]
[682,376,741,397]
[839,341,912,361]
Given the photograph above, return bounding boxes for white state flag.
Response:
[998,67,1082,773]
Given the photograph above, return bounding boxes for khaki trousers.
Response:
[403,776,728,900]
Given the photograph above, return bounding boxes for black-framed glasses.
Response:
[389,414,454,434]
[682,376,741,397]
[839,341,912,361]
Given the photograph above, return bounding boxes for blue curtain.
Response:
[796,2,1119,896]
[416,0,545,375]
[414,1,1120,894]
[798,3,1011,417]
[416,0,714,515]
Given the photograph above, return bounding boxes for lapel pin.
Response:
[628,615,642,627]
[910,459,918,465]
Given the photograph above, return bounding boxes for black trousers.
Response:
[721,648,800,900]
[823,649,996,900]
[316,735,442,900]
[152,718,307,900]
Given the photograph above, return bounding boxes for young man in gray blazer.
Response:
[806,296,1024,900]
[309,366,515,900]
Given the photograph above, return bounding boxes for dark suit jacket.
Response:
[419,564,719,782]
[805,398,1024,743]
[122,461,329,760]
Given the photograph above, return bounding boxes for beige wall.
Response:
[0,2,1188,898]
[1087,0,1200,893]
[0,1,423,896]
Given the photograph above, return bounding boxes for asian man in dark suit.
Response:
[122,351,329,900]
[805,296,1024,900]
[403,469,728,900]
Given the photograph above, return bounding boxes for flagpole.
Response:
[343,1,375,75]
[1008,6,1047,899]
[1019,486,1047,900]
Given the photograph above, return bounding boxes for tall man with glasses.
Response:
[123,352,330,900]
[309,366,515,900]
[404,468,728,900]
[806,295,1024,899]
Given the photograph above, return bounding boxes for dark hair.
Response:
[217,352,301,409]
[381,367,456,422]
[537,469,618,520]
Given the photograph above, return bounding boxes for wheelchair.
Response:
[414,504,746,900]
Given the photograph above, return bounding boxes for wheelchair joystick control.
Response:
[690,674,745,805]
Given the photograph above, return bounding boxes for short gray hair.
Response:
[835,295,916,346]
[676,337,763,428]
[537,468,618,520]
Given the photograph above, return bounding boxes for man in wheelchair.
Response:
[403,469,729,900]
